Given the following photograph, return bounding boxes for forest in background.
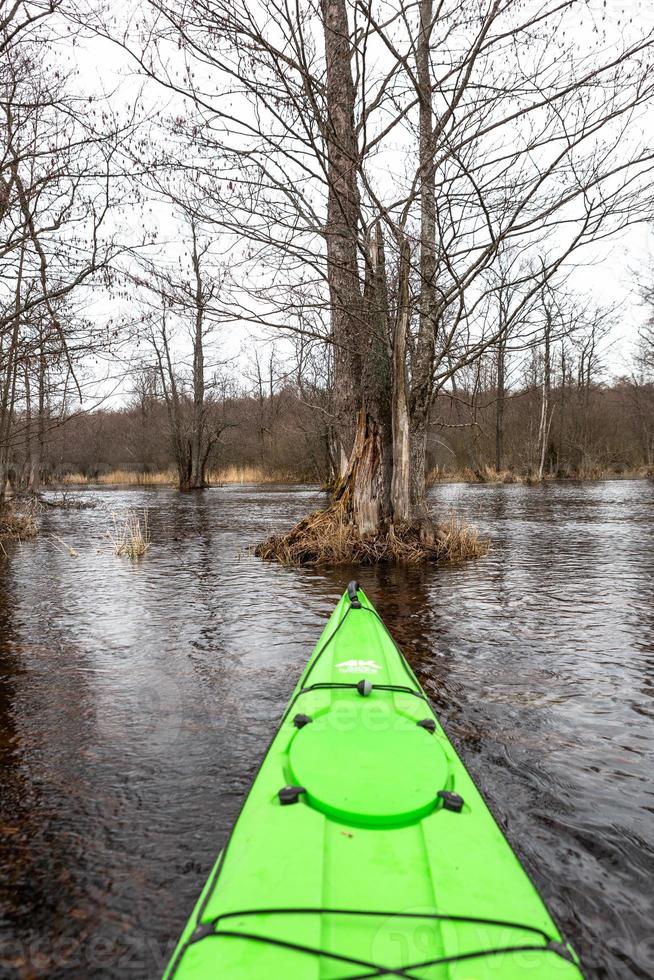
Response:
[10,348,654,487]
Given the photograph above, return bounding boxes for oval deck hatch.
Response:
[288,701,449,827]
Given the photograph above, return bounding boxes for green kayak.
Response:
[164,583,583,979]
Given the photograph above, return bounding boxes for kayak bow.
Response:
[164,583,583,979]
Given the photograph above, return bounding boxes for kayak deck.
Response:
[164,585,583,979]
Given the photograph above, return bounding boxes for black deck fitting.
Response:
[279,785,306,805]
[347,581,362,608]
[417,719,436,733]
[438,790,464,813]
[293,713,313,729]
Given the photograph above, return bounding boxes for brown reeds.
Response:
[108,510,151,558]
[62,465,303,486]
[0,502,38,542]
[50,534,78,557]
[427,466,525,485]
[63,470,176,486]
[207,465,301,484]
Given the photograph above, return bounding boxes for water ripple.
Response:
[0,480,652,978]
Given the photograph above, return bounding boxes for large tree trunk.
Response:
[391,234,412,521]
[23,364,34,490]
[322,0,364,471]
[409,0,437,522]
[0,245,24,507]
[495,334,505,472]
[334,409,388,534]
[322,0,393,529]
[537,305,553,481]
[189,226,206,490]
[26,342,46,492]
[362,222,393,525]
[153,303,192,491]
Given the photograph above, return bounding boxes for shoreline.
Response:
[429,471,654,487]
[51,469,654,490]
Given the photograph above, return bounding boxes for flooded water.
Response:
[0,480,653,979]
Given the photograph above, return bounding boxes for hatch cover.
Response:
[288,702,449,827]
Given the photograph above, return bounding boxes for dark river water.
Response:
[0,481,653,979]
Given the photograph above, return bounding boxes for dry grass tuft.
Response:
[63,466,302,486]
[427,466,477,485]
[477,466,525,484]
[427,466,525,485]
[207,465,301,484]
[64,470,176,486]
[0,502,38,542]
[108,510,151,558]
[434,513,490,561]
[255,501,488,566]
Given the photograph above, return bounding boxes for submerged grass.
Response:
[50,534,78,557]
[108,510,151,558]
[255,501,488,566]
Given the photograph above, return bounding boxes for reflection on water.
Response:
[0,480,653,978]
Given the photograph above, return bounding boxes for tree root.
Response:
[255,501,489,566]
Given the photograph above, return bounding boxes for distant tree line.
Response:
[10,366,334,485]
[434,381,654,480]
[3,353,653,486]
[432,311,654,479]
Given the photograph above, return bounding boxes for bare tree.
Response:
[0,1,130,503]
[537,289,556,481]
[135,213,230,490]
